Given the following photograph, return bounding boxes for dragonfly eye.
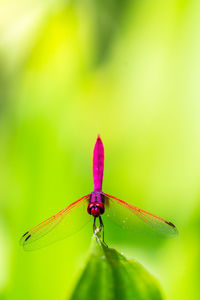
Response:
[87,203,105,217]
[97,202,105,215]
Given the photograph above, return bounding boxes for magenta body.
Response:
[87,135,105,217]
[93,135,104,192]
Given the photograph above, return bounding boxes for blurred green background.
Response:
[1,0,200,299]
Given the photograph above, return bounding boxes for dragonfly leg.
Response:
[99,216,108,247]
[93,216,108,247]
[99,216,104,240]
[93,217,97,236]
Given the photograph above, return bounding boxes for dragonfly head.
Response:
[87,202,105,217]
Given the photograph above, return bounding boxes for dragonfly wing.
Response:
[103,194,178,237]
[20,194,91,251]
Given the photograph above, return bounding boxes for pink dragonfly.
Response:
[20,135,177,250]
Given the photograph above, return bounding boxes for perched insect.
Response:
[20,135,178,250]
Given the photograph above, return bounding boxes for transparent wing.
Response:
[103,194,178,237]
[20,194,91,251]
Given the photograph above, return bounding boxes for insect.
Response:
[20,135,178,250]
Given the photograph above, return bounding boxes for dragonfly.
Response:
[20,135,178,250]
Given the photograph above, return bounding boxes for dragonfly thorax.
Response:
[87,202,105,217]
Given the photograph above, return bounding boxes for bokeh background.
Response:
[1,0,200,299]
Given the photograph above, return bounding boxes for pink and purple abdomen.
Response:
[93,136,104,192]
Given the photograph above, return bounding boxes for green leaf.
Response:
[69,235,164,300]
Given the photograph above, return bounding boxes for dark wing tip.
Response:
[165,221,178,237]
[22,231,29,237]
[25,234,31,242]
[20,231,31,246]
[165,221,175,228]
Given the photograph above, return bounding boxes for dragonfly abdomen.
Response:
[93,135,104,192]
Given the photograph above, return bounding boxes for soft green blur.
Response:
[0,0,200,299]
